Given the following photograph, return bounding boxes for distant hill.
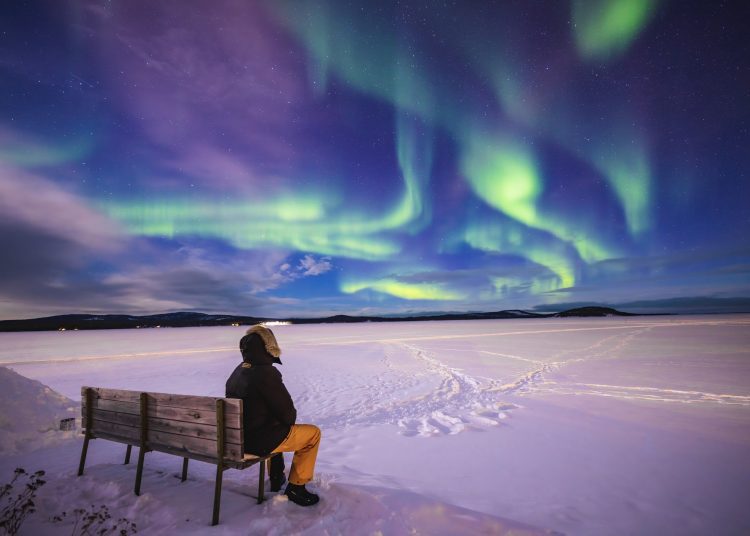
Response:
[288,309,547,324]
[0,312,266,332]
[552,306,636,318]
[0,306,637,332]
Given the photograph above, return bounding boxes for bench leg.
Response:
[211,465,224,526]
[77,435,91,476]
[181,458,189,482]
[124,445,132,465]
[134,447,147,496]
[257,458,266,504]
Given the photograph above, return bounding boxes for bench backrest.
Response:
[81,386,245,463]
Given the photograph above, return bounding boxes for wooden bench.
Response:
[77,386,273,525]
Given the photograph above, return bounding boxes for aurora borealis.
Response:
[1,0,748,319]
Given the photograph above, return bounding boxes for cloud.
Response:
[276,255,333,281]
[86,243,298,316]
[0,164,303,319]
[298,255,332,276]
[0,163,123,252]
[0,165,126,317]
[0,165,126,313]
[0,235,293,319]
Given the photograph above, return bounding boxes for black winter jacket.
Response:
[225,333,296,455]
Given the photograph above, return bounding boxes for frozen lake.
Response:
[2,315,750,534]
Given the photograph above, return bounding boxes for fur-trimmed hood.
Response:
[239,325,282,365]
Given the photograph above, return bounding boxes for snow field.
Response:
[1,315,749,534]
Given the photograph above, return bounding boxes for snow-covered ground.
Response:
[1,315,749,534]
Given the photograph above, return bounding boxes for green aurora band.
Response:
[459,131,622,265]
[340,278,464,301]
[103,107,432,262]
[572,0,659,61]
[479,18,654,240]
[458,218,577,290]
[0,134,92,167]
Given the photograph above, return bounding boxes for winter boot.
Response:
[284,483,320,506]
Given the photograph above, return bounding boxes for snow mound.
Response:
[0,366,78,455]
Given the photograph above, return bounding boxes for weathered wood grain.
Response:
[148,429,243,460]
[149,443,260,468]
[89,420,139,442]
[83,409,242,444]
[81,386,241,415]
[82,397,241,429]
[85,419,244,460]
[89,430,138,447]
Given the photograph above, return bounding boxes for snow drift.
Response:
[0,366,77,455]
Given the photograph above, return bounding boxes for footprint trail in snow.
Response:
[291,320,750,437]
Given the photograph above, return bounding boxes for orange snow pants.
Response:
[271,424,321,485]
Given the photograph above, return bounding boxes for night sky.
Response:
[1,0,748,319]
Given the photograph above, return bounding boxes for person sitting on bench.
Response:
[226,324,321,506]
